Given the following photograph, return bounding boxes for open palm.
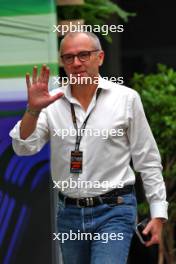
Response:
[26,65,63,111]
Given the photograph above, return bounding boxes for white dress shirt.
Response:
[9,76,168,219]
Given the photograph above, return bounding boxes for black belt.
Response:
[58,185,134,208]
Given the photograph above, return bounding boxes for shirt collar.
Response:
[62,75,109,101]
[97,75,110,90]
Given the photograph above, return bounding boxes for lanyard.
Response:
[70,88,102,151]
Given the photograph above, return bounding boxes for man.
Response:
[10,32,168,264]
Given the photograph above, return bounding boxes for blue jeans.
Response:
[56,193,137,264]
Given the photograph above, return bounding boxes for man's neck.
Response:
[71,83,98,111]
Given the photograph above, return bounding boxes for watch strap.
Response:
[26,105,41,117]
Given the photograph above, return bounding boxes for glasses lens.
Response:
[78,51,90,62]
[62,54,74,64]
[62,50,96,64]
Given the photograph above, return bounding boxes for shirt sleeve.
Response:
[127,91,168,219]
[9,108,49,156]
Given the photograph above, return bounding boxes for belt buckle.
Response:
[76,197,94,208]
[76,198,85,208]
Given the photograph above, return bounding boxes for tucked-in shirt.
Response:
[9,76,168,219]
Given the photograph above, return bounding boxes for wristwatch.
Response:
[26,105,41,117]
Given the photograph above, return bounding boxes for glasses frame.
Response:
[60,49,100,65]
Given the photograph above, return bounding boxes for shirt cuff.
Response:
[150,201,168,220]
[9,120,39,142]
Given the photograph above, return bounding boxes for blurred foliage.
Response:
[131,64,176,184]
[131,64,176,262]
[58,0,135,42]
[137,202,149,216]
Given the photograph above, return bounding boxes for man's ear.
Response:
[98,50,104,66]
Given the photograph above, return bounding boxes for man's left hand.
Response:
[143,218,164,247]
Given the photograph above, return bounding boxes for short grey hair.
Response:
[60,31,102,54]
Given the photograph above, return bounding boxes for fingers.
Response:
[31,64,50,85]
[38,64,47,83]
[32,66,38,84]
[43,67,50,84]
[26,73,31,90]
[143,220,161,247]
[145,234,160,247]
[143,223,151,236]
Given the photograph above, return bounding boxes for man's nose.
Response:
[72,56,82,66]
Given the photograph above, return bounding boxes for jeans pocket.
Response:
[122,193,137,208]
[56,200,65,219]
[104,193,137,209]
[104,202,119,209]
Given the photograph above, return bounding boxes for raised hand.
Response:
[26,64,63,111]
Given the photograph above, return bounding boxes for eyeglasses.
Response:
[61,50,100,65]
